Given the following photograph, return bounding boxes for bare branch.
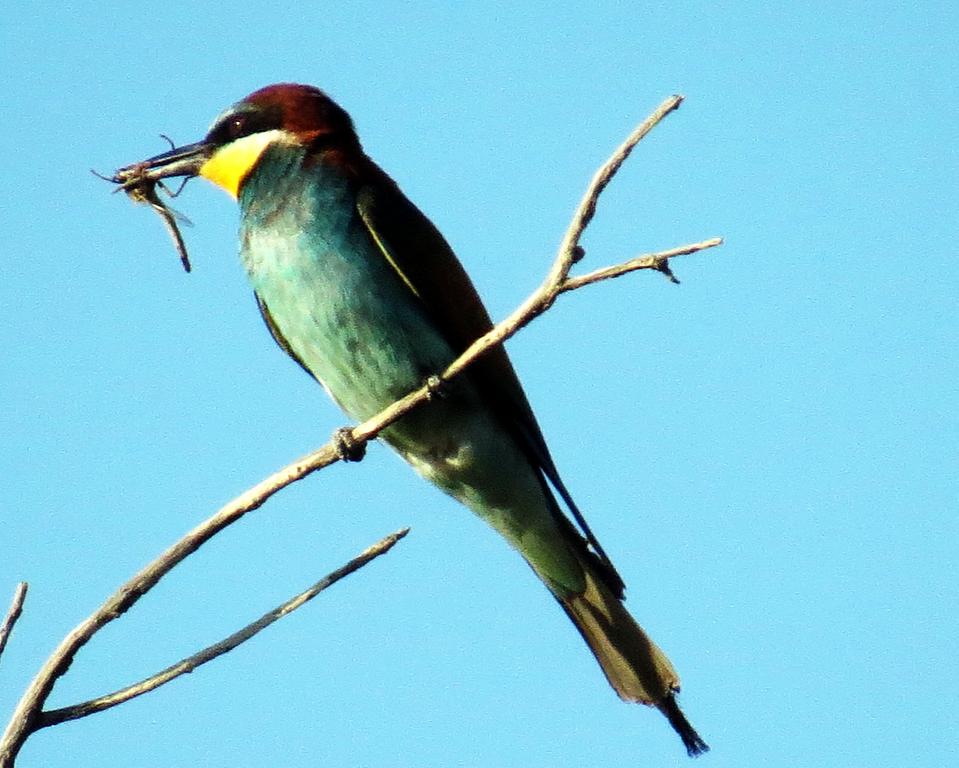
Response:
[38,529,408,728]
[560,237,724,293]
[0,584,27,664]
[547,93,685,292]
[0,447,337,765]
[1,95,720,767]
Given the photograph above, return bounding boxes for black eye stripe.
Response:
[206,105,281,145]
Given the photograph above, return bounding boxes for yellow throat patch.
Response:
[200,129,284,198]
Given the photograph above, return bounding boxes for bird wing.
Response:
[255,292,315,378]
[355,160,625,595]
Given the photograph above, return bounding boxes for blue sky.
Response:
[1,2,956,766]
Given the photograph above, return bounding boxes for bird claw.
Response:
[424,374,448,401]
[332,427,366,462]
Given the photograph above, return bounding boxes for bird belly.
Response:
[389,397,583,593]
[240,196,581,592]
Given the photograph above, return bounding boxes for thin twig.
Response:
[38,529,408,727]
[561,238,724,293]
[0,445,340,766]
[1,94,720,767]
[0,584,27,663]
[546,94,684,293]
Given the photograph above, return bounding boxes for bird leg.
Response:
[332,427,367,463]
[423,374,448,401]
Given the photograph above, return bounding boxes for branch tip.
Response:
[0,583,28,661]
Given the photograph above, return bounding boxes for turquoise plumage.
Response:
[114,83,706,756]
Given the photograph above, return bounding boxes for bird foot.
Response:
[424,374,448,400]
[332,427,366,462]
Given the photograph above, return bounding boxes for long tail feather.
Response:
[557,565,708,756]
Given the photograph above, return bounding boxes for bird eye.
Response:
[206,107,270,145]
[228,116,247,139]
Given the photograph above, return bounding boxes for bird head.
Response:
[114,84,360,199]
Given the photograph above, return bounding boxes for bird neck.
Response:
[237,144,303,208]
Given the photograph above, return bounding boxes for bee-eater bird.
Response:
[116,83,706,756]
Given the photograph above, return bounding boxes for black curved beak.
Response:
[112,140,212,185]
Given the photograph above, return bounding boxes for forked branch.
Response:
[36,529,408,728]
